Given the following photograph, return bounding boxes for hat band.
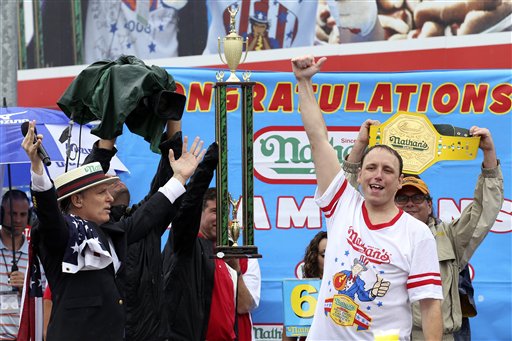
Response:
[57,172,107,198]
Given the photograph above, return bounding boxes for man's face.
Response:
[199,199,217,241]
[357,148,402,208]
[74,183,114,225]
[395,186,432,224]
[252,22,267,35]
[1,199,30,236]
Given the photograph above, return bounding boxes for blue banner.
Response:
[115,68,511,340]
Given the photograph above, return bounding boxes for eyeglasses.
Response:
[395,194,429,205]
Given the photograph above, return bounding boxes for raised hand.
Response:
[469,126,497,168]
[21,120,44,175]
[291,55,327,82]
[469,126,494,152]
[357,119,381,146]
[169,136,206,185]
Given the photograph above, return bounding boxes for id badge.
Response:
[0,291,19,314]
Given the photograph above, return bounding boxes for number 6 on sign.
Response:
[290,283,318,318]
[282,279,321,337]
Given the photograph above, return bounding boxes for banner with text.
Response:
[115,68,511,340]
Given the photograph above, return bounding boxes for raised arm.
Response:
[344,119,380,188]
[122,136,206,244]
[291,55,339,195]
[453,126,503,266]
[21,121,68,250]
[83,138,117,173]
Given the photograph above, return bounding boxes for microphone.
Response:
[21,121,51,166]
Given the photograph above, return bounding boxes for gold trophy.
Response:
[228,193,242,246]
[218,6,248,82]
[214,5,259,259]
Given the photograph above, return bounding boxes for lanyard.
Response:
[1,248,22,273]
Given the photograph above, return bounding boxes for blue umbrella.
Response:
[0,107,71,268]
[0,107,68,165]
[0,107,129,190]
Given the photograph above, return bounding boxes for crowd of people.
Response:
[1,113,261,340]
[0,54,504,341]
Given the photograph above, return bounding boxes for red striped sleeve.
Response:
[321,179,348,218]
[407,272,442,289]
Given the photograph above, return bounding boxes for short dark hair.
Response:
[1,189,31,225]
[361,145,403,175]
[202,187,217,211]
[2,189,30,207]
[59,197,72,213]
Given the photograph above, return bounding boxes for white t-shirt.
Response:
[307,170,443,341]
[203,0,317,54]
[84,0,187,63]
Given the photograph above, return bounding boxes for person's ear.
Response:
[398,174,404,190]
[70,194,83,208]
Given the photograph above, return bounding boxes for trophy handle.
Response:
[217,37,227,66]
[240,38,249,65]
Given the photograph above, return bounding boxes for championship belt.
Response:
[368,112,480,174]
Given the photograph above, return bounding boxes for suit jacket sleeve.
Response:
[169,143,218,254]
[31,187,69,252]
[129,131,183,235]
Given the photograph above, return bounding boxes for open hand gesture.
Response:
[169,136,206,185]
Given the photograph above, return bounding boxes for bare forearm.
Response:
[97,138,116,150]
[166,120,182,140]
[420,298,442,340]
[237,276,256,314]
[297,78,328,144]
[482,146,498,169]
[346,140,366,164]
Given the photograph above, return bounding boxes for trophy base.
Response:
[213,245,262,259]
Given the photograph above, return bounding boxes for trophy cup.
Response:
[214,5,260,259]
[218,6,249,82]
[369,112,480,174]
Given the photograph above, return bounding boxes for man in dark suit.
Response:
[21,120,205,340]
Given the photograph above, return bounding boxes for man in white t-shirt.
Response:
[291,55,443,341]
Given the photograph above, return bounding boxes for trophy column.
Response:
[214,81,260,258]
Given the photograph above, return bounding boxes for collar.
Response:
[0,228,29,254]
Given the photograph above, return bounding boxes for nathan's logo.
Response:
[389,135,429,151]
[254,126,359,184]
[347,226,391,264]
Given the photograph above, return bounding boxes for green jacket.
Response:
[58,55,178,153]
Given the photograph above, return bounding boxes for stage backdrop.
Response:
[114,68,511,340]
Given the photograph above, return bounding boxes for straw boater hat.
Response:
[54,162,119,201]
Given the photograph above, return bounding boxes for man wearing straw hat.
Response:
[21,120,205,340]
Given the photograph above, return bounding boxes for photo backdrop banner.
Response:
[115,68,511,340]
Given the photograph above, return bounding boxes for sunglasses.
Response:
[395,194,429,205]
